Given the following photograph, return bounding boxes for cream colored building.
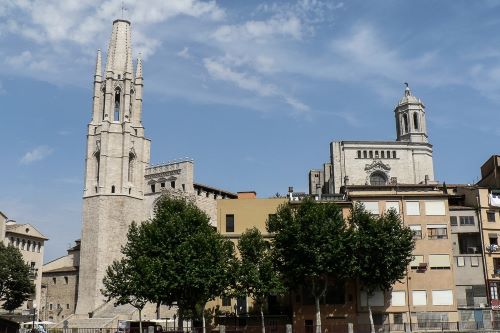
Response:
[0,214,48,321]
[310,85,435,194]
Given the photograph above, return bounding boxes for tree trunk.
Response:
[178,308,182,332]
[315,296,321,333]
[156,302,160,320]
[202,306,206,333]
[260,303,266,333]
[139,308,143,333]
[368,299,375,333]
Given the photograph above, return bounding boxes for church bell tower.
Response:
[395,83,428,143]
[76,19,151,315]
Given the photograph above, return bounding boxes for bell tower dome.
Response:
[395,83,428,143]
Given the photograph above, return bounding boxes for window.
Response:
[393,151,397,158]
[370,172,387,186]
[410,255,424,269]
[460,216,475,226]
[222,297,231,307]
[151,184,156,193]
[427,225,448,239]
[391,291,406,306]
[429,254,450,269]
[375,151,379,158]
[160,182,165,188]
[413,112,419,130]
[111,185,115,193]
[66,304,70,309]
[457,257,465,267]
[494,258,500,275]
[360,290,384,306]
[490,235,498,245]
[27,240,31,252]
[432,290,453,306]
[424,201,446,215]
[21,239,25,250]
[491,282,499,300]
[171,181,175,188]
[325,284,345,305]
[357,151,361,158]
[182,184,185,191]
[64,277,68,284]
[386,201,400,214]
[114,89,120,121]
[488,211,496,222]
[226,214,234,233]
[409,225,422,239]
[363,151,367,158]
[403,114,409,133]
[360,201,379,215]
[49,304,53,311]
[369,151,373,159]
[450,216,457,226]
[406,201,420,215]
[412,290,427,306]
[387,150,391,158]
[381,151,385,158]
[128,153,135,182]
[471,256,479,267]
[53,277,56,284]
[393,313,404,325]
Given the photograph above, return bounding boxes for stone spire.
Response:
[105,19,132,76]
[94,49,102,81]
[135,54,143,79]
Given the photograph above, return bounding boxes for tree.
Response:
[267,198,356,333]
[0,243,35,311]
[110,196,235,333]
[236,228,285,333]
[350,204,415,333]
[102,249,148,333]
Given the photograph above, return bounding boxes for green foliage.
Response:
[350,204,415,294]
[107,196,236,321]
[0,243,35,311]
[267,198,356,296]
[236,228,285,308]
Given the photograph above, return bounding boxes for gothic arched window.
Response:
[403,114,409,133]
[114,89,121,121]
[370,172,387,186]
[95,152,100,184]
[128,153,135,182]
[413,112,419,131]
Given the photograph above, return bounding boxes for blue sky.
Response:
[2,0,500,261]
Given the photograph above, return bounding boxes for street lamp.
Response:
[32,303,37,332]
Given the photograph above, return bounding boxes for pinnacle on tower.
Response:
[135,54,143,79]
[94,49,102,81]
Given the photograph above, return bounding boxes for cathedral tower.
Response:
[76,19,151,315]
[395,83,428,143]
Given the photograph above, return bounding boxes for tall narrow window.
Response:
[114,89,120,121]
[95,152,100,184]
[111,185,115,193]
[413,113,419,130]
[128,153,135,182]
[226,214,235,232]
[403,114,409,133]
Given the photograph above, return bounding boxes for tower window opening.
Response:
[111,185,115,193]
[393,151,397,158]
[128,153,135,182]
[387,150,391,158]
[403,114,409,133]
[129,188,131,194]
[171,181,176,188]
[182,184,185,191]
[413,112,419,130]
[161,182,165,188]
[357,151,361,158]
[369,151,373,159]
[375,151,379,158]
[381,151,385,158]
[114,90,121,121]
[118,74,121,79]
[95,152,100,184]
[151,184,156,193]
[363,151,367,158]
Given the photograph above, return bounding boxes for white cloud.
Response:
[20,145,54,165]
[203,58,310,115]
[177,47,191,59]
